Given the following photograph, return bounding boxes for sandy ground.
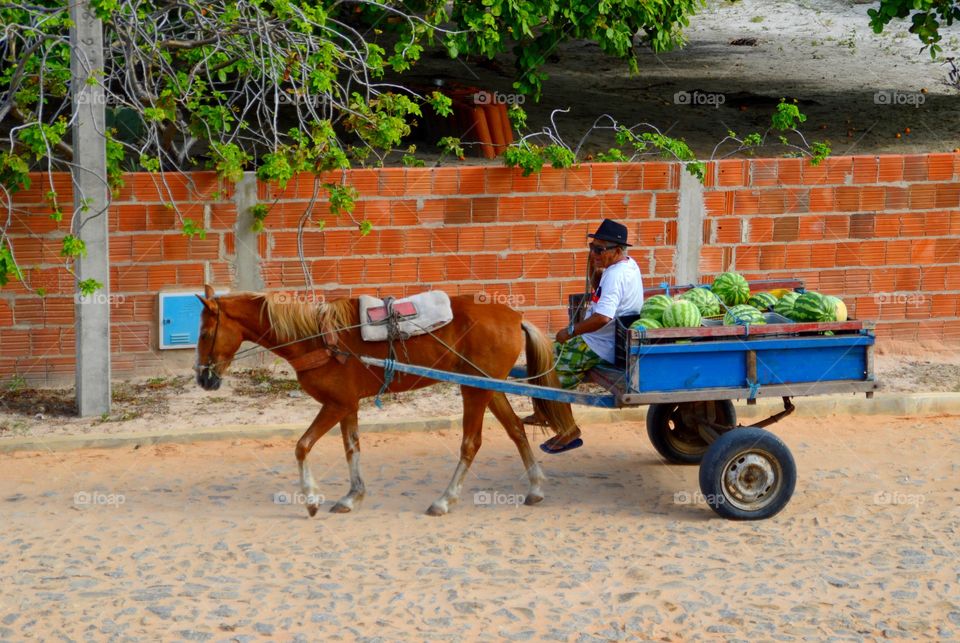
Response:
[1,415,959,640]
[408,0,960,159]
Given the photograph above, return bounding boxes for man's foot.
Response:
[539,428,583,454]
[521,412,550,426]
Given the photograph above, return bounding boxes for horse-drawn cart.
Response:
[359,280,879,520]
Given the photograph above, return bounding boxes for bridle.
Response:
[194,302,222,380]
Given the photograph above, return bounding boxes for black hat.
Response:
[588,219,631,247]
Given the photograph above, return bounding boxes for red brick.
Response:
[377,168,406,197]
[931,294,959,318]
[538,168,566,192]
[732,191,760,215]
[877,156,903,182]
[903,155,928,181]
[884,240,912,265]
[935,238,960,263]
[405,169,432,196]
[910,239,938,264]
[444,199,471,224]
[589,164,618,191]
[512,172,539,193]
[747,218,777,243]
[457,167,486,195]
[717,160,747,187]
[548,195,578,222]
[417,256,446,282]
[750,159,778,186]
[653,193,678,218]
[935,184,960,209]
[885,187,909,210]
[524,196,552,220]
[921,266,948,291]
[836,187,861,212]
[810,243,838,268]
[909,184,937,210]
[777,158,804,185]
[824,216,850,240]
[703,192,727,216]
[928,153,956,181]
[714,218,741,244]
[431,168,459,196]
[643,163,672,190]
[564,167,592,192]
[808,188,835,212]
[625,193,653,218]
[798,216,826,240]
[849,213,875,239]
[852,156,879,183]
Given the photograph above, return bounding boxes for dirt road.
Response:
[1,415,958,640]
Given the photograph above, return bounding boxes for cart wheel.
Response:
[698,427,796,520]
[646,400,736,464]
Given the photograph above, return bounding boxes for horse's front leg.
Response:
[428,386,494,516]
[330,412,365,513]
[296,403,350,517]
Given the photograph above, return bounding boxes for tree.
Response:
[868,0,960,58]
[1,0,707,290]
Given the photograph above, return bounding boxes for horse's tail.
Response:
[521,320,578,436]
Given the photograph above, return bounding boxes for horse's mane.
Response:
[260,293,356,344]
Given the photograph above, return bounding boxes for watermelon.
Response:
[826,296,848,322]
[661,300,703,328]
[680,287,722,317]
[747,292,778,311]
[774,291,801,319]
[639,294,673,323]
[792,292,835,322]
[723,304,766,326]
[629,318,662,330]
[712,272,750,306]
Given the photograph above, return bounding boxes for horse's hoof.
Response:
[426,502,448,517]
[307,504,319,517]
[524,493,544,506]
[330,502,353,514]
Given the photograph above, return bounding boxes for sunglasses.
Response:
[589,244,619,255]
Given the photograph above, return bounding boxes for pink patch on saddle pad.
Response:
[366,301,418,323]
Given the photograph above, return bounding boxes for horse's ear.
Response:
[196,293,218,313]
[204,284,216,299]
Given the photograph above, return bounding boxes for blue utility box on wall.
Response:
[158,290,227,350]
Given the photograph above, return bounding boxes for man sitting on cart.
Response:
[533,218,645,453]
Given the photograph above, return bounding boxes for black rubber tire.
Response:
[698,427,797,520]
[646,400,736,464]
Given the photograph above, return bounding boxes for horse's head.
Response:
[194,285,245,391]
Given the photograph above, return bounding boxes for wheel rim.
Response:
[665,409,708,456]
[721,449,782,512]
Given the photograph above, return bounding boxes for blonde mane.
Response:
[261,293,356,344]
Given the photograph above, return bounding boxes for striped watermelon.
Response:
[662,300,702,328]
[774,292,801,319]
[825,296,848,322]
[640,294,673,323]
[629,318,662,330]
[747,292,778,311]
[680,287,722,317]
[712,272,750,306]
[723,304,766,326]
[793,292,835,322]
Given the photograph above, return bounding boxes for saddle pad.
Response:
[358,291,453,342]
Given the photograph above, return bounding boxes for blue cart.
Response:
[360,280,879,520]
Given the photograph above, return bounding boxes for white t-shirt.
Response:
[581,257,644,364]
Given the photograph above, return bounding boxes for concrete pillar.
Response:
[675,165,705,285]
[232,172,264,291]
[71,2,111,416]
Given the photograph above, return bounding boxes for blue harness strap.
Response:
[374,358,397,409]
[746,378,761,400]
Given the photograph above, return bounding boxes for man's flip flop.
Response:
[539,437,584,454]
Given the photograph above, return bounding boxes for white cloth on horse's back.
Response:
[358,291,453,342]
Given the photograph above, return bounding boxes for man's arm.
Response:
[556,313,610,343]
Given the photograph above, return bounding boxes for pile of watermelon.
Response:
[630,271,849,331]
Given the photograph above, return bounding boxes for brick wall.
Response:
[1,153,957,384]
[699,154,960,341]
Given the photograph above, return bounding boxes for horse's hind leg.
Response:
[427,386,494,516]
[488,392,545,505]
[296,403,349,517]
[330,411,365,513]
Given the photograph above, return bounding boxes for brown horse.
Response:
[194,285,577,516]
